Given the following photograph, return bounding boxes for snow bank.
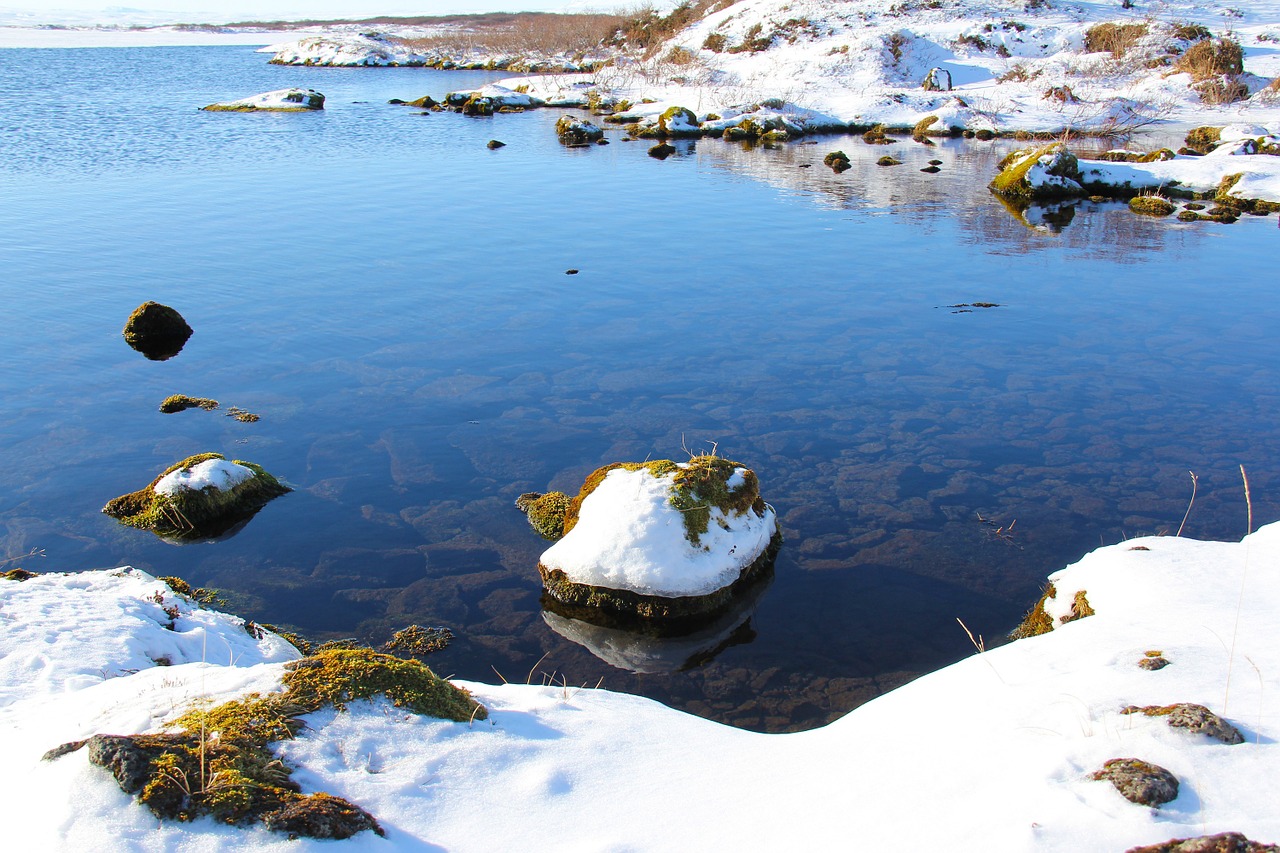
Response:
[2,521,1279,849]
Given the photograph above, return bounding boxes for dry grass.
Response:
[1084,22,1148,58]
[1175,36,1244,80]
[397,12,625,56]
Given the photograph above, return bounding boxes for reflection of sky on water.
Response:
[1,47,1278,732]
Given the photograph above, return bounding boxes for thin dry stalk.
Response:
[957,617,1005,684]
[526,651,551,684]
[1223,464,1255,714]
[1176,470,1199,537]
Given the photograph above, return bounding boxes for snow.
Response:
[2,523,1279,850]
[203,87,324,111]
[153,458,255,497]
[538,465,778,598]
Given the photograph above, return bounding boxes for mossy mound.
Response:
[824,150,851,173]
[517,491,572,540]
[102,453,289,541]
[862,125,892,144]
[2,568,35,581]
[648,142,676,159]
[1129,195,1176,216]
[877,156,902,166]
[58,647,484,838]
[283,648,486,721]
[912,114,939,142]
[1184,126,1223,154]
[123,301,192,361]
[989,144,1084,201]
[159,394,218,413]
[657,106,700,138]
[1010,582,1057,638]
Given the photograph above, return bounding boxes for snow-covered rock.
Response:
[201,88,324,112]
[537,457,779,621]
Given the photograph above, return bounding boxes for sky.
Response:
[0,1,626,27]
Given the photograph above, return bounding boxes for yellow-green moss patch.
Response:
[1129,195,1176,216]
[159,395,219,414]
[283,648,486,722]
[1010,581,1057,639]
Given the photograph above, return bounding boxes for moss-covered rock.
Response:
[656,106,700,138]
[1184,125,1223,154]
[1091,758,1179,807]
[123,301,192,361]
[555,115,604,145]
[539,456,780,623]
[283,648,486,721]
[1010,582,1057,638]
[1129,195,1176,216]
[159,394,218,413]
[877,155,902,166]
[824,150,851,173]
[648,142,676,159]
[102,453,289,541]
[989,144,1084,201]
[1127,832,1280,852]
[1,568,35,581]
[1120,703,1244,744]
[517,491,572,540]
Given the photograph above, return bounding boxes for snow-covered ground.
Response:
[3,521,1277,851]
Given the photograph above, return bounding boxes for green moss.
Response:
[123,302,192,360]
[655,106,699,138]
[1184,125,1222,152]
[862,125,891,145]
[877,155,902,166]
[158,575,224,606]
[520,491,572,540]
[159,394,218,414]
[1129,195,1176,216]
[102,453,290,539]
[989,144,1082,201]
[381,624,453,657]
[1010,582,1056,639]
[2,568,34,581]
[283,648,485,721]
[912,114,939,142]
[1061,589,1096,623]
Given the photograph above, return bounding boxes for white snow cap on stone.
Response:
[154,459,254,496]
[540,465,776,598]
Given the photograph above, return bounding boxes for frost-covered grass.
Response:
[3,521,1279,850]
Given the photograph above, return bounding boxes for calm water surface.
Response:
[2,46,1277,731]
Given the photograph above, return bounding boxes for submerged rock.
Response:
[535,457,781,622]
[102,453,289,542]
[122,301,192,361]
[202,88,325,112]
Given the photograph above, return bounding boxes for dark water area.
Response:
[1,45,1277,732]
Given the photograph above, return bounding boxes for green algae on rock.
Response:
[102,453,289,541]
[1129,195,1177,217]
[555,115,604,145]
[159,394,218,413]
[989,144,1084,201]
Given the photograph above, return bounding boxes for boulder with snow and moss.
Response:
[989,144,1085,201]
[555,115,604,146]
[442,84,544,112]
[201,88,325,112]
[102,453,289,542]
[533,457,780,623]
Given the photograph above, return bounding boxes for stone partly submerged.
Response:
[122,301,192,361]
[530,456,781,624]
[540,563,773,673]
[102,453,290,543]
[201,88,325,112]
[555,115,604,146]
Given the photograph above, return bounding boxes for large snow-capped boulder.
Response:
[103,453,290,542]
[201,88,325,112]
[989,143,1084,201]
[555,115,604,145]
[534,457,780,622]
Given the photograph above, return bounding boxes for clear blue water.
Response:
[2,45,1278,731]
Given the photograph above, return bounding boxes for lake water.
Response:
[2,45,1277,732]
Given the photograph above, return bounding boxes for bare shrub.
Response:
[1084,22,1148,58]
[664,45,696,65]
[702,31,727,52]
[1170,22,1212,43]
[397,13,624,56]
[998,64,1042,83]
[608,0,720,53]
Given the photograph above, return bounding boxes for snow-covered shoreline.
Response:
[3,520,1277,851]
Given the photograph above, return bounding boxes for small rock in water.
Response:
[487,139,505,149]
[565,269,579,275]
[928,159,943,165]
[596,138,610,145]
[921,165,941,173]
[648,142,676,160]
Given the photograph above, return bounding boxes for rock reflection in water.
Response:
[539,569,773,674]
